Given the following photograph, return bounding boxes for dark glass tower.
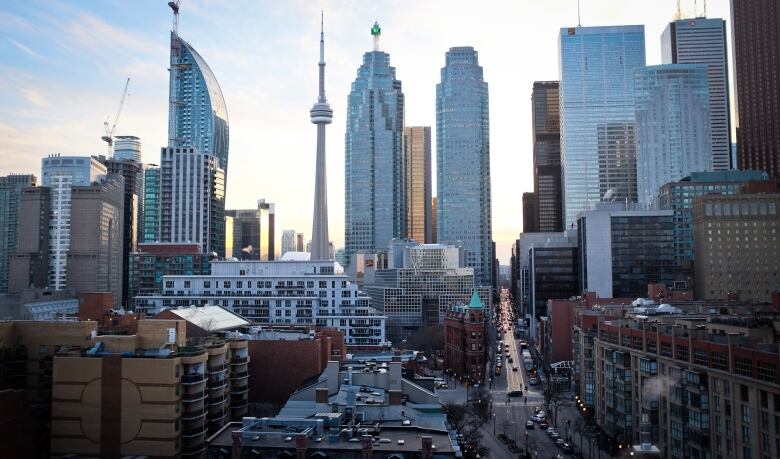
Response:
[531,81,563,232]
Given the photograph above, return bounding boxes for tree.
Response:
[403,324,444,354]
[443,401,489,458]
[542,378,569,427]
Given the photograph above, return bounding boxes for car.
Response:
[525,421,535,429]
[539,421,549,429]
[561,443,574,453]
[533,406,542,414]
[549,432,560,440]
[546,428,557,437]
[529,377,539,386]
[531,415,543,422]
[555,438,566,448]
[508,357,514,363]
[512,366,519,371]
[439,383,448,389]
[538,411,547,418]
[508,390,523,397]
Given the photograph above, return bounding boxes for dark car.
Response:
[525,421,535,429]
[508,390,523,397]
[539,421,549,429]
[562,443,574,453]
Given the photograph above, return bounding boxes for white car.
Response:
[531,415,544,422]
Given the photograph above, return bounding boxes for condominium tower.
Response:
[344,23,406,266]
[436,46,493,286]
[635,64,711,206]
[404,126,432,244]
[0,174,36,292]
[559,25,646,226]
[226,199,275,260]
[662,18,732,170]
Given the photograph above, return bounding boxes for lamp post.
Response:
[566,418,571,442]
[492,412,496,436]
[524,430,529,454]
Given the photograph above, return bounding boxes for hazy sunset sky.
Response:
[0,0,733,263]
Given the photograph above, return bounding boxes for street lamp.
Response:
[566,419,571,441]
[524,430,529,454]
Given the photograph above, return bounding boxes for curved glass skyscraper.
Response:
[436,47,493,287]
[169,33,230,172]
[344,24,406,266]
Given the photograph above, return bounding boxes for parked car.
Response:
[549,432,560,440]
[529,377,539,385]
[525,421,535,429]
[546,428,557,438]
[439,383,448,389]
[555,438,566,448]
[561,443,574,453]
[539,421,549,429]
[531,415,544,422]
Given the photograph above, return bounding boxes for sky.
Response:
[0,0,733,264]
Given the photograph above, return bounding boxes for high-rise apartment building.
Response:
[0,174,36,292]
[635,64,711,206]
[731,0,780,178]
[226,199,275,260]
[657,170,767,267]
[141,165,159,243]
[662,17,732,170]
[404,126,432,244]
[281,229,296,256]
[128,242,210,300]
[436,46,493,286]
[693,192,780,302]
[344,23,406,265]
[168,33,229,174]
[100,156,143,305]
[577,203,676,298]
[532,81,563,232]
[158,147,225,256]
[559,25,646,226]
[112,135,142,162]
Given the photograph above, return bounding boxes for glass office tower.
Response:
[635,64,711,206]
[344,24,405,266]
[436,46,493,287]
[559,25,646,226]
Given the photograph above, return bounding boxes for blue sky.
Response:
[0,0,733,263]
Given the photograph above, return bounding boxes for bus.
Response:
[522,349,533,371]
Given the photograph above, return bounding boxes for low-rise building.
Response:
[133,260,387,349]
[444,291,487,384]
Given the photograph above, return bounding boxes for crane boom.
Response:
[101,77,130,151]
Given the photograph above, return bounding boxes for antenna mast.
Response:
[577,0,581,27]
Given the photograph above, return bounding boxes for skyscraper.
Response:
[635,64,711,206]
[142,166,160,243]
[345,22,406,266]
[662,18,732,170]
[531,81,563,232]
[559,25,646,226]
[310,13,333,261]
[436,46,493,286]
[281,229,296,256]
[113,135,142,162]
[296,232,305,252]
[731,0,780,178]
[158,147,225,256]
[0,174,37,293]
[168,33,229,173]
[404,126,432,243]
[522,192,539,233]
[430,197,437,244]
[226,200,275,260]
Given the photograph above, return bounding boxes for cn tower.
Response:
[309,12,333,260]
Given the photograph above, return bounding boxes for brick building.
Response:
[444,290,487,383]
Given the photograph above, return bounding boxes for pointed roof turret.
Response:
[468,290,484,309]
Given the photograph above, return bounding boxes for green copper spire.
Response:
[468,290,484,309]
[371,21,381,51]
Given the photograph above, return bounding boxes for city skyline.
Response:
[0,0,736,263]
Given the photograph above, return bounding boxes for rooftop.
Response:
[162,305,249,331]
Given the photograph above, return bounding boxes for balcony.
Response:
[181,373,207,384]
[181,407,207,421]
[230,356,248,364]
[181,390,206,402]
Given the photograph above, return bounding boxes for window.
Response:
[183,280,190,288]
[711,352,728,371]
[757,361,777,383]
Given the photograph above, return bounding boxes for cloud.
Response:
[21,87,47,108]
[9,38,43,59]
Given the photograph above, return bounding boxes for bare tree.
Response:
[443,401,489,458]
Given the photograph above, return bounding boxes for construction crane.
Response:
[168,0,183,146]
[101,77,130,153]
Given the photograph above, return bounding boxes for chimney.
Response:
[421,436,433,459]
[361,435,372,459]
[295,434,307,459]
[389,389,402,405]
[231,431,243,459]
[316,387,329,403]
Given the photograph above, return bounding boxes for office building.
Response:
[344,23,406,265]
[731,1,780,178]
[128,242,210,301]
[662,17,732,170]
[657,170,768,267]
[692,192,780,302]
[168,32,229,175]
[365,243,491,341]
[559,25,646,226]
[310,16,333,261]
[444,291,487,383]
[404,126,433,244]
[8,187,50,292]
[158,146,225,256]
[522,192,539,232]
[141,166,159,243]
[112,135,142,162]
[635,65,711,206]
[577,203,676,299]
[436,46,493,286]
[0,174,36,292]
[281,229,296,256]
[100,156,143,305]
[431,197,437,243]
[226,199,275,260]
[296,232,305,252]
[133,260,387,349]
[532,81,563,232]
